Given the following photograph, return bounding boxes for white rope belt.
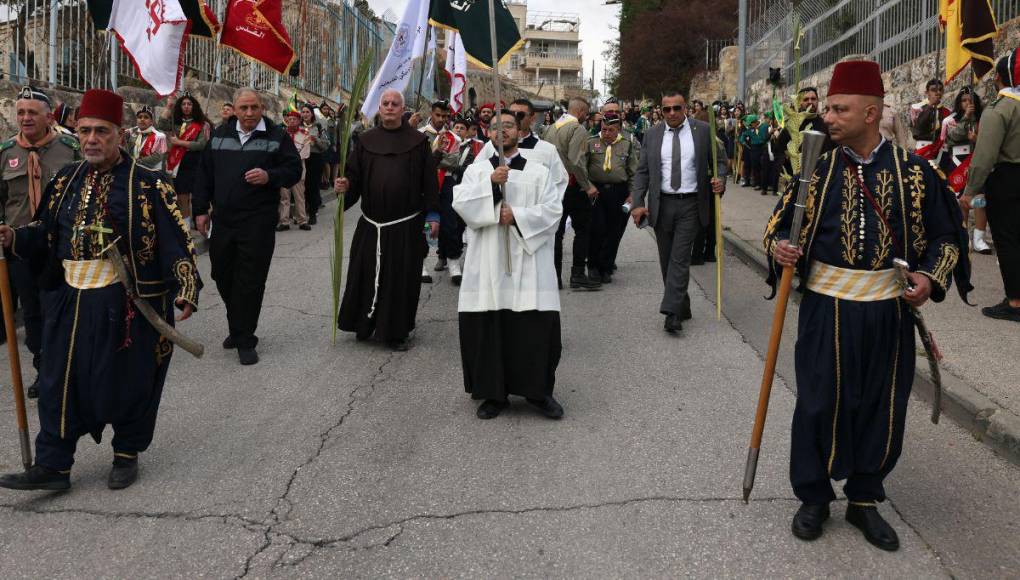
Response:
[806,261,901,302]
[363,211,421,319]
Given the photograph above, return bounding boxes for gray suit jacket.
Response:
[631,118,729,228]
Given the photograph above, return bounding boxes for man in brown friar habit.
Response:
[0,89,201,492]
[334,89,440,352]
[765,61,971,551]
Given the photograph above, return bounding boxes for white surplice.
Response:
[453,154,563,313]
[476,137,569,197]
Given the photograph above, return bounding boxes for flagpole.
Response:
[415,25,432,111]
[486,0,511,276]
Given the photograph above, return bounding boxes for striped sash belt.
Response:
[806,261,901,302]
[63,259,118,290]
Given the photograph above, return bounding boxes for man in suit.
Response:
[631,91,728,333]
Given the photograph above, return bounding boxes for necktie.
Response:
[670,126,682,191]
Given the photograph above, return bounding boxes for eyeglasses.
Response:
[661,106,685,113]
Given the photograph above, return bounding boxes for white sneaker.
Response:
[421,264,433,283]
[973,229,992,254]
[449,259,462,286]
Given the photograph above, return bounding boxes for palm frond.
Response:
[331,52,375,345]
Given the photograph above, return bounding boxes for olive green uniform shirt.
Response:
[0,132,80,227]
[544,115,594,191]
[965,92,1020,196]
[584,135,638,185]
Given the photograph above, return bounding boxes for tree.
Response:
[615,0,737,99]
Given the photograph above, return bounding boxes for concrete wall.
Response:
[691,17,1020,114]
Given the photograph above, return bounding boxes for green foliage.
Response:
[330,51,374,345]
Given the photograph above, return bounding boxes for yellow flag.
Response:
[943,0,967,83]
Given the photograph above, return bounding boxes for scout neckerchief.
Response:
[14,126,58,215]
[166,118,203,173]
[602,134,624,172]
[132,126,159,159]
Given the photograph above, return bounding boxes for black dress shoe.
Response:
[222,336,236,349]
[108,457,139,490]
[0,465,70,491]
[526,395,564,419]
[791,503,830,541]
[27,376,39,399]
[982,299,1020,323]
[476,399,509,419]
[299,223,312,231]
[600,272,612,284]
[846,503,899,551]
[309,215,318,225]
[664,314,683,334]
[388,338,410,352]
[275,224,290,232]
[569,274,602,289]
[238,347,259,365]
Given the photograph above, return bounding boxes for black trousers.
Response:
[438,177,465,260]
[8,261,41,371]
[304,152,324,218]
[209,215,277,349]
[459,310,561,401]
[589,181,630,274]
[744,144,763,185]
[986,163,1020,300]
[555,184,593,279]
[691,196,717,262]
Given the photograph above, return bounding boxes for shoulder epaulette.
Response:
[0,139,14,153]
[58,135,80,150]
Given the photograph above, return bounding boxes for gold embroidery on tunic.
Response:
[173,258,198,305]
[870,170,894,270]
[840,168,859,265]
[156,178,197,258]
[907,164,927,256]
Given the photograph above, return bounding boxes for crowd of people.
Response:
[0,46,1017,560]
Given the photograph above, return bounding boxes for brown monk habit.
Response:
[338,121,440,343]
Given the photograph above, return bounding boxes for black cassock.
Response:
[338,122,439,342]
[764,141,970,505]
[12,156,201,471]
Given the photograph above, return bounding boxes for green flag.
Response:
[86,0,113,29]
[429,0,523,69]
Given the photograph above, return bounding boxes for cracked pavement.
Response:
[0,200,1017,578]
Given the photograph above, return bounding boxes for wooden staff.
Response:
[486,0,511,276]
[0,251,32,470]
[742,130,827,503]
[708,111,723,320]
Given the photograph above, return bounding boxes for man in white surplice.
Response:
[453,110,565,420]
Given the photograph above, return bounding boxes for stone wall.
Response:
[0,75,329,138]
[691,17,1020,114]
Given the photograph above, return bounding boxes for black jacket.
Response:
[193,116,302,225]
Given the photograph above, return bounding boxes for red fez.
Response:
[78,89,124,126]
[827,61,885,98]
[285,110,301,118]
[479,102,495,111]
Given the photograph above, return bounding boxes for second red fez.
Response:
[78,89,124,126]
[827,61,885,98]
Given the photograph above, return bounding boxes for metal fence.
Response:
[743,0,1020,88]
[705,38,736,70]
[1,0,385,102]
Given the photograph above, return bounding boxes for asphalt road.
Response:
[0,199,1016,578]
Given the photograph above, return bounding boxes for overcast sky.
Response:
[365,0,621,96]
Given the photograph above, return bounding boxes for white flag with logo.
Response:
[361,0,430,118]
[108,0,190,97]
[444,30,467,113]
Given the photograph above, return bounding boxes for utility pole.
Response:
[738,0,747,102]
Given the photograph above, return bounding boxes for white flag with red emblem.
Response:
[444,30,467,114]
[108,0,191,96]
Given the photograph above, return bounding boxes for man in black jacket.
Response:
[193,88,302,365]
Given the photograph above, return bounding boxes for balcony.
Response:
[522,50,582,71]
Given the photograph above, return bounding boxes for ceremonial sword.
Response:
[101,237,205,359]
[893,258,943,424]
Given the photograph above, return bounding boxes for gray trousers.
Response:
[654,195,701,317]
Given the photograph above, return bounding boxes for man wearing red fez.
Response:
[765,61,971,551]
[0,89,202,492]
